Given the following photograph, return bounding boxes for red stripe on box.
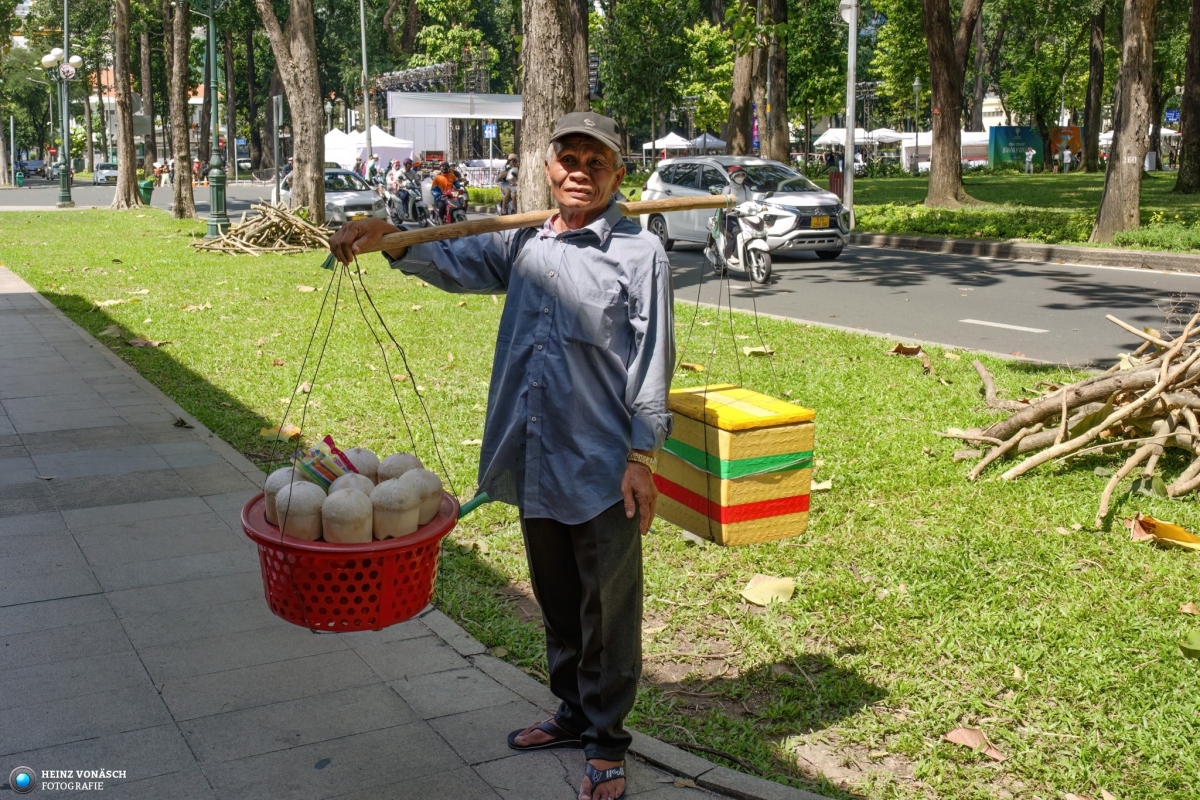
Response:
[653,475,810,523]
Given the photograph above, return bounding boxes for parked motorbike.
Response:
[705,201,772,284]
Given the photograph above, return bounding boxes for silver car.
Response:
[274,169,388,227]
[92,162,118,185]
[639,156,850,259]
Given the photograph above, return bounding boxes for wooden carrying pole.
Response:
[362,195,737,255]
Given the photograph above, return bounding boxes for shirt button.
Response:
[532,381,538,387]
[531,416,537,422]
[536,344,543,350]
[544,307,550,313]
[549,271,556,277]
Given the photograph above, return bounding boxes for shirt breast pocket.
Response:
[563,290,620,350]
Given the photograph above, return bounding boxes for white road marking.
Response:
[959,318,1049,333]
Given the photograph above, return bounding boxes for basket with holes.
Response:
[241,492,460,630]
[653,383,816,546]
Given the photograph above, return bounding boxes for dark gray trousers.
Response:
[519,500,643,762]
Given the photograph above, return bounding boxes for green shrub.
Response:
[855,202,1095,243]
[1111,223,1200,252]
[468,187,502,205]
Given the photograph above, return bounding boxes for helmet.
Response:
[403,158,413,167]
[439,162,451,172]
[726,165,743,173]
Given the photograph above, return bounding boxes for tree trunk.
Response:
[1149,70,1164,170]
[1083,8,1105,172]
[1035,109,1053,171]
[246,30,263,169]
[95,67,110,161]
[83,71,95,172]
[517,0,576,212]
[752,42,767,154]
[726,2,754,156]
[711,0,725,24]
[1176,0,1200,192]
[255,0,326,222]
[1091,0,1158,242]
[921,0,983,206]
[762,0,789,162]
[139,30,157,169]
[198,54,211,166]
[224,31,236,177]
[969,12,985,131]
[570,0,590,111]
[111,0,141,208]
[169,0,197,219]
[262,68,283,171]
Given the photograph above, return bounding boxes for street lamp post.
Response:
[324,100,333,133]
[40,48,82,208]
[359,0,371,159]
[912,76,921,176]
[189,0,230,237]
[838,0,857,228]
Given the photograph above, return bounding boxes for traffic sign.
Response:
[59,63,75,80]
[483,123,497,139]
[1166,109,1181,124]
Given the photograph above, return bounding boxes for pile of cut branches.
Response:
[192,203,329,256]
[952,313,1200,527]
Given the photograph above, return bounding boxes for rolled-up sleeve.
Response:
[625,254,675,451]
[386,231,516,294]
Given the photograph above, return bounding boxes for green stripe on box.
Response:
[662,439,813,479]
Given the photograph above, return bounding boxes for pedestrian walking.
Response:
[329,110,672,800]
[1025,147,1035,174]
[1062,146,1073,173]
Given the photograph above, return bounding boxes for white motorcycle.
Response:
[705,200,772,284]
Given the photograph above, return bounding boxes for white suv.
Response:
[639,156,849,259]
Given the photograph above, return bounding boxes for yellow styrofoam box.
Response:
[668,383,816,432]
[657,451,813,507]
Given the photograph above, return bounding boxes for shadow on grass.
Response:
[44,292,874,799]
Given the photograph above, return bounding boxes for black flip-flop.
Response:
[506,718,584,751]
[584,762,626,800]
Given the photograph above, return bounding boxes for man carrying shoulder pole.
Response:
[329,111,674,800]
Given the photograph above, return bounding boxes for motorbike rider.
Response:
[431,161,459,222]
[498,154,519,214]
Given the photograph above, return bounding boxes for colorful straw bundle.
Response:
[654,384,815,546]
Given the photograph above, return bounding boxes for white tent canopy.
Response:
[898,131,989,168]
[350,125,415,165]
[813,127,868,147]
[1099,127,1179,144]
[869,128,905,143]
[324,129,359,170]
[386,92,522,120]
[690,132,726,150]
[642,132,692,150]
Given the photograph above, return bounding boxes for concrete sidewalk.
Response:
[0,266,823,800]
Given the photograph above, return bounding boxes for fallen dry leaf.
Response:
[272,358,285,367]
[889,343,924,357]
[447,352,455,364]
[182,302,212,312]
[1126,513,1200,551]
[489,646,508,658]
[491,294,499,304]
[922,358,933,374]
[811,479,832,492]
[94,298,127,308]
[35,475,56,481]
[1009,350,1027,358]
[392,374,409,382]
[127,288,150,295]
[1100,791,1117,800]
[296,381,312,394]
[219,402,232,407]
[1056,526,1071,535]
[127,337,169,348]
[679,362,706,372]
[1013,664,1024,679]
[410,304,423,311]
[172,418,193,428]
[99,324,123,337]
[1064,794,1094,800]
[461,438,483,446]
[740,574,795,606]
[942,727,1007,762]
[743,345,775,357]
[673,779,699,789]
[457,300,468,307]
[943,352,961,360]
[256,338,267,346]
[259,423,302,442]
[1180,602,1200,615]
[953,449,982,462]
[296,285,316,293]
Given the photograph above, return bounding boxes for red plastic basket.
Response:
[241,491,460,631]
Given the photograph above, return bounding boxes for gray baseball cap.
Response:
[550,111,623,155]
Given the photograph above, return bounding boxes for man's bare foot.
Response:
[580,759,625,800]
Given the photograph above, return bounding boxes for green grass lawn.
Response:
[3,209,1200,799]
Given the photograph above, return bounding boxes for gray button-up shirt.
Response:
[388,200,675,524]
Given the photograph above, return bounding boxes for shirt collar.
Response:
[541,199,623,245]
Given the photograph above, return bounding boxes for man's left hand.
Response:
[622,462,657,536]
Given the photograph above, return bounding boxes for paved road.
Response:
[666,243,1200,366]
[0,180,274,215]
[6,183,1196,365]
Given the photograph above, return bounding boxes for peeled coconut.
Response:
[329,472,375,498]
[342,447,380,483]
[371,476,423,540]
[378,452,424,483]
[322,489,374,544]
[275,481,326,541]
[410,469,444,525]
[264,466,313,525]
